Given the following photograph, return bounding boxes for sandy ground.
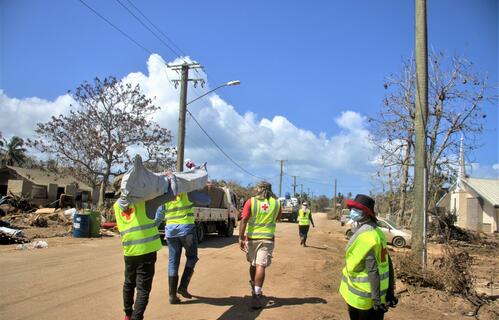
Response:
[0,213,496,320]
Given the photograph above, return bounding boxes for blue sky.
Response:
[0,0,497,198]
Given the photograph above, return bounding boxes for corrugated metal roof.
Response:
[3,166,93,191]
[463,178,499,207]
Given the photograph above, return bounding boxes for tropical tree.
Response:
[1,136,28,166]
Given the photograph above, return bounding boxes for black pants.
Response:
[299,225,310,243]
[348,305,385,320]
[123,251,157,320]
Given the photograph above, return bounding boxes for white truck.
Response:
[159,185,239,243]
[278,196,299,222]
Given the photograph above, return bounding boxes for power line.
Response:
[121,0,204,79]
[186,109,268,181]
[78,0,180,90]
[284,173,332,186]
[123,0,186,56]
[114,0,181,59]
[78,0,153,55]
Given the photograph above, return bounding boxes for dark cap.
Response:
[346,194,375,217]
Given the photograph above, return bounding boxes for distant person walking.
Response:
[298,202,315,247]
[238,181,282,309]
[339,194,398,320]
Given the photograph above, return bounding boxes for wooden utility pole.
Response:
[276,160,287,197]
[413,0,429,267]
[170,62,203,172]
[332,178,337,217]
[292,176,297,196]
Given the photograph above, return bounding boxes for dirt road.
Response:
[0,213,484,320]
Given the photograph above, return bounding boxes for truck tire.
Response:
[224,220,234,237]
[196,222,205,243]
[217,222,227,236]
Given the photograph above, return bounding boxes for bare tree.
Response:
[370,53,496,225]
[30,77,175,207]
[370,58,416,225]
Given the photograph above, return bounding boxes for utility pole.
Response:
[292,176,297,196]
[332,178,337,218]
[413,0,429,267]
[276,160,287,197]
[170,62,204,172]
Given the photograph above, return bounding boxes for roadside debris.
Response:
[0,226,28,244]
[15,240,49,250]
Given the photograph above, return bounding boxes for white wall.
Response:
[481,201,496,233]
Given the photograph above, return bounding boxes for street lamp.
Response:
[186,80,241,106]
[176,80,241,171]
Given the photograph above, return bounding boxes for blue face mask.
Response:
[350,208,365,221]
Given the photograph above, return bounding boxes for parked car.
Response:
[344,217,412,248]
[339,209,351,226]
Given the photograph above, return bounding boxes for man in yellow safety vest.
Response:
[239,181,282,309]
[298,201,315,247]
[157,190,209,304]
[113,173,176,320]
[339,194,398,320]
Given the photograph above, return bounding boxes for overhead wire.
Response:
[114,0,181,58]
[186,109,268,181]
[123,0,186,56]
[78,0,153,55]
[119,0,203,79]
[79,0,264,181]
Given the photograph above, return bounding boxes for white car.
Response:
[344,218,412,248]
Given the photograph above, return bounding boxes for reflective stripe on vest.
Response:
[339,228,390,310]
[247,197,280,239]
[114,201,162,257]
[298,208,311,226]
[164,193,195,225]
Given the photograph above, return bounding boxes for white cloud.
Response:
[0,89,74,139]
[469,163,499,179]
[0,54,382,194]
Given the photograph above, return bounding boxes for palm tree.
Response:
[1,136,27,166]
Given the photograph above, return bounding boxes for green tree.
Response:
[1,136,28,166]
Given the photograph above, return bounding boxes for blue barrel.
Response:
[73,213,90,238]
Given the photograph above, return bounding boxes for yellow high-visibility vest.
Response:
[247,197,280,239]
[298,208,311,226]
[164,192,195,225]
[339,228,390,310]
[114,201,162,257]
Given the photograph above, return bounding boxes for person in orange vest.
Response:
[239,181,282,309]
[339,194,398,320]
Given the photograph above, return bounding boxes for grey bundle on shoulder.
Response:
[116,155,208,209]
